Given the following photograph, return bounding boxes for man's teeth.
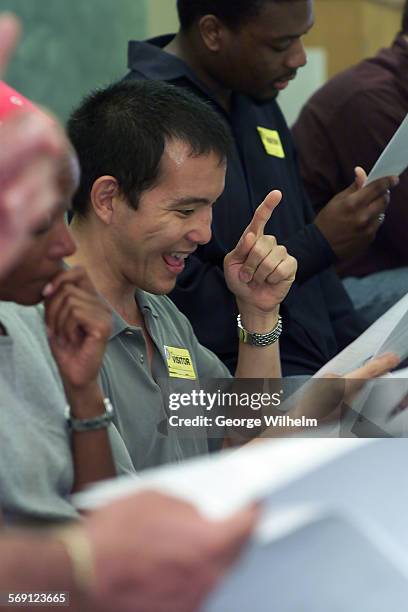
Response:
[170,253,188,260]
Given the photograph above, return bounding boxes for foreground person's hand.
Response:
[81,491,257,612]
[44,267,112,395]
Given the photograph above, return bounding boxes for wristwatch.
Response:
[65,397,114,432]
[237,314,283,347]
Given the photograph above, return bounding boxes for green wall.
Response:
[1,0,147,120]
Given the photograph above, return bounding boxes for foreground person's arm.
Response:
[0,532,79,611]
[0,491,257,612]
[44,267,116,490]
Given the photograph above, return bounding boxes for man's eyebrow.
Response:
[167,196,212,207]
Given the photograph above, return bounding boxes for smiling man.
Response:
[0,25,257,604]
[67,79,297,469]
[124,0,396,378]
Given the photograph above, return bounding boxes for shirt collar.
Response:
[128,35,189,79]
[127,34,217,100]
[109,289,159,340]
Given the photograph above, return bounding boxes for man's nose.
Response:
[185,208,212,245]
[285,38,307,70]
[48,220,77,259]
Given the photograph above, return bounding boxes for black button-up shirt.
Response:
[124,35,365,376]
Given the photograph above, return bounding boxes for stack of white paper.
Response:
[75,438,408,611]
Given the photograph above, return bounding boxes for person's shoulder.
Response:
[1,303,51,354]
[127,34,186,82]
[0,301,43,330]
[308,52,393,110]
[297,58,387,131]
[312,66,364,105]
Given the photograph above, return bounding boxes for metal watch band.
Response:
[237,314,283,347]
[65,397,114,432]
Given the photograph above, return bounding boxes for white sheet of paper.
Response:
[75,439,408,611]
[74,438,369,519]
[315,290,408,377]
[205,510,408,612]
[309,292,408,433]
[205,439,408,611]
[366,112,408,184]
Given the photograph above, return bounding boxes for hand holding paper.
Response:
[314,168,398,260]
[365,113,408,184]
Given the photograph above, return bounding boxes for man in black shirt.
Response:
[124,0,396,375]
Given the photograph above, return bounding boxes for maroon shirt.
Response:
[292,34,408,277]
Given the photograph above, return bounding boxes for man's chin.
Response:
[0,292,42,306]
[252,89,279,104]
[20,291,44,306]
[144,280,177,296]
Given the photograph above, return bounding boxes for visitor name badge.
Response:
[257,126,285,158]
[164,345,197,379]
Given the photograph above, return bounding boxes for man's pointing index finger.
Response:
[246,190,282,237]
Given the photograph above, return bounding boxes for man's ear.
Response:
[90,176,120,224]
[198,15,225,52]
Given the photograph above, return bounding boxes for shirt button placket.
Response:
[125,328,145,365]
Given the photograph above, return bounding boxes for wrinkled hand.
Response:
[86,491,258,612]
[315,167,399,261]
[43,267,112,391]
[224,191,297,316]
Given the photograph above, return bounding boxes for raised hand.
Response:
[315,166,399,260]
[224,190,297,317]
[43,267,112,393]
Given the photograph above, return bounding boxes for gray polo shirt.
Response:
[0,302,135,526]
[99,289,231,470]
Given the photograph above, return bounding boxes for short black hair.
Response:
[67,79,231,217]
[177,0,287,30]
[402,0,408,33]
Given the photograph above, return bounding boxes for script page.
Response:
[366,112,408,183]
[315,292,408,377]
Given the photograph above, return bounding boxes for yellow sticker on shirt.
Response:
[164,345,197,379]
[257,127,285,158]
